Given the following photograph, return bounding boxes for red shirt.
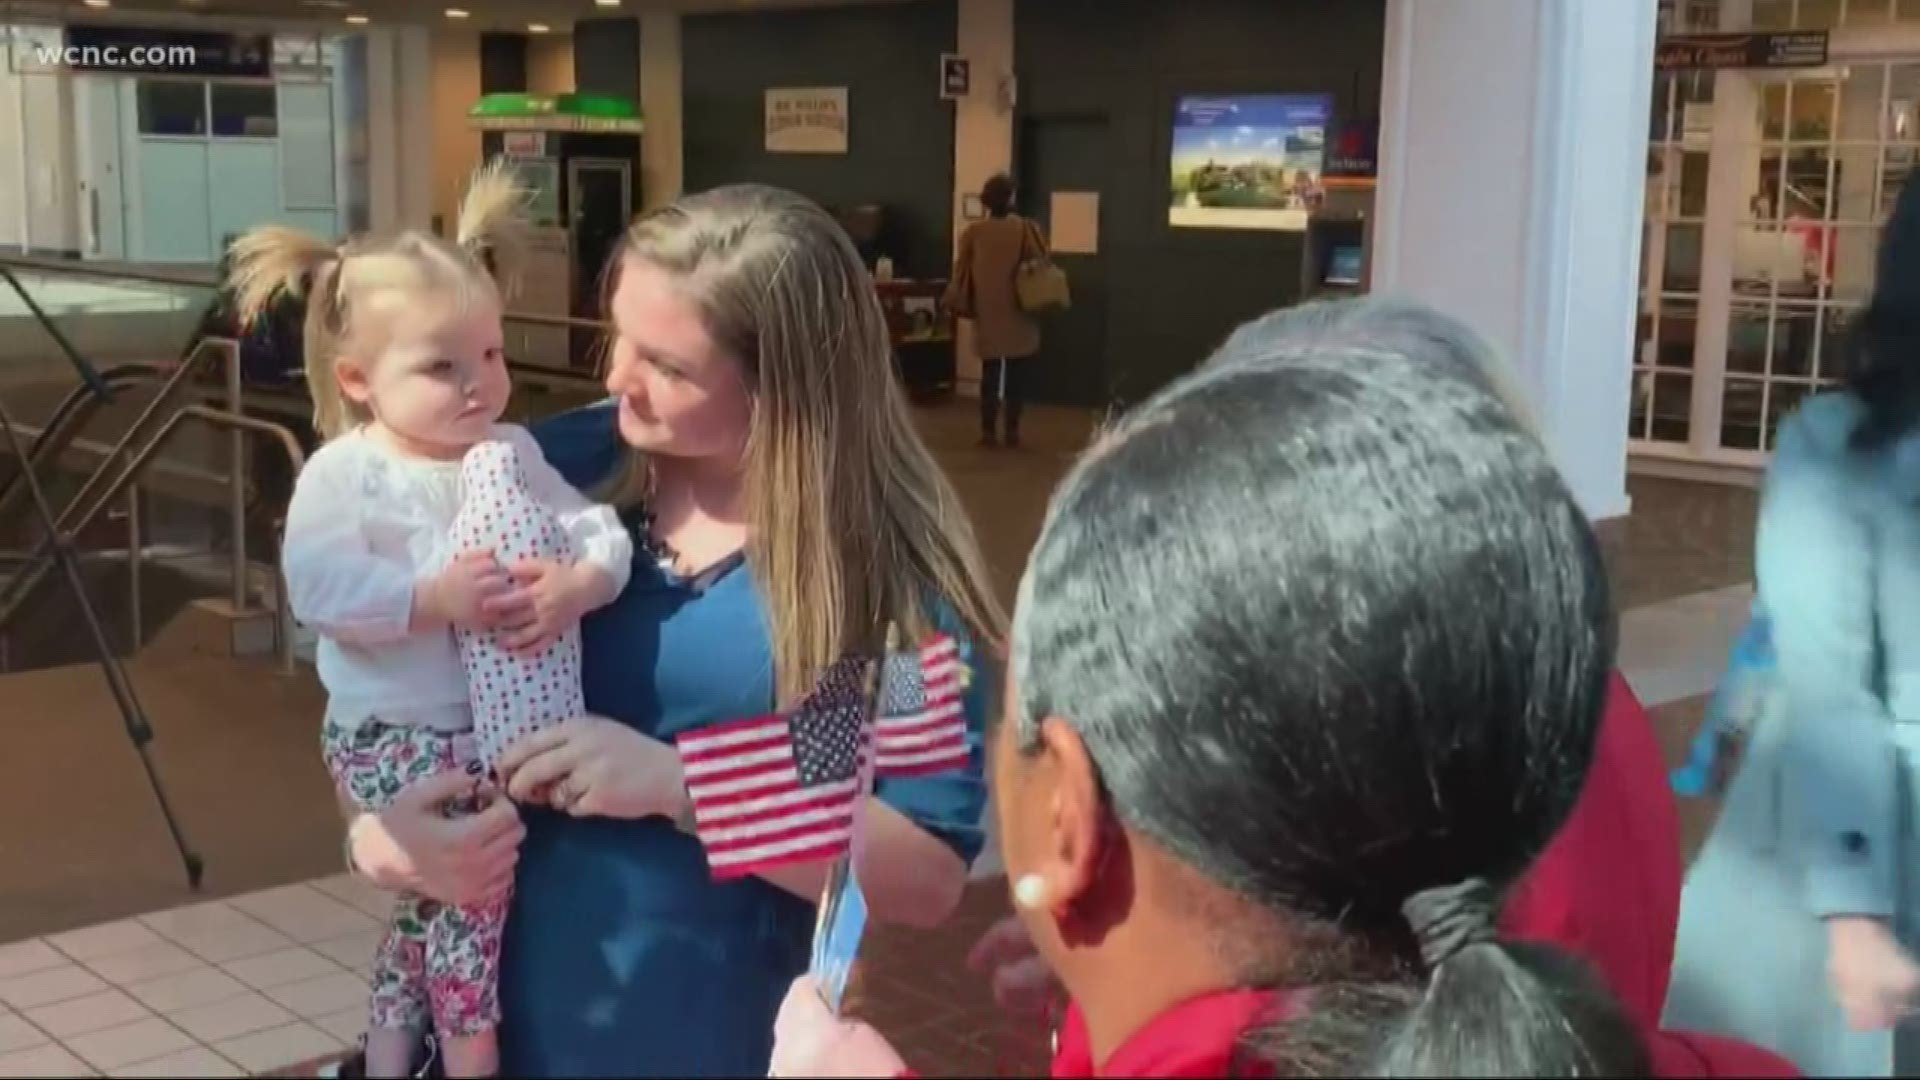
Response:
[1028,674,1795,1079]
[1501,673,1797,1078]
[1051,989,1282,1078]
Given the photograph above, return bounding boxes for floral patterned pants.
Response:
[322,719,507,1040]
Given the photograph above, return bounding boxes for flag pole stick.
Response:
[809,622,897,1013]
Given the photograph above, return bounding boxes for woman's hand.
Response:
[966,916,1056,1021]
[481,559,611,655]
[1828,915,1920,1031]
[348,771,523,906]
[497,716,686,821]
[769,976,908,1078]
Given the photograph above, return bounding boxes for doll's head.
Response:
[227,159,530,457]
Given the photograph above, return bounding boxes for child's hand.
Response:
[418,550,511,631]
[483,560,613,654]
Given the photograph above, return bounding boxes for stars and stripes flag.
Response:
[676,655,876,880]
[874,633,971,778]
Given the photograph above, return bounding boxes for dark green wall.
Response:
[681,1,957,280]
[1015,0,1387,407]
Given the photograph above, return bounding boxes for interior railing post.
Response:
[227,340,247,613]
[127,483,142,653]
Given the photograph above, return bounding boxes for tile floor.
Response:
[0,876,387,1077]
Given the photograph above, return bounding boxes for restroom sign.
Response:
[765,88,849,154]
[941,54,970,100]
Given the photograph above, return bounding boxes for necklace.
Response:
[636,504,681,572]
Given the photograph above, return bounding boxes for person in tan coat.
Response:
[945,175,1045,447]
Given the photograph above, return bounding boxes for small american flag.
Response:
[676,656,874,879]
[874,633,971,778]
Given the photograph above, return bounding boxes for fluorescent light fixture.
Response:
[445,7,469,16]
[345,13,369,24]
[596,0,622,6]
[527,22,550,32]
[83,0,111,7]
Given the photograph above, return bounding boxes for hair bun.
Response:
[1402,877,1499,971]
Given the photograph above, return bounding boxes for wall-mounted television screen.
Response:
[1170,93,1333,232]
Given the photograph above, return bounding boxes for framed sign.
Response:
[501,131,548,157]
[1655,32,1828,71]
[941,54,971,100]
[766,87,849,154]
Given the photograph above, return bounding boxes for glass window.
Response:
[137,80,205,137]
[1665,224,1705,292]
[1651,373,1694,443]
[211,84,278,138]
[1720,378,1767,450]
[1771,304,1821,377]
[1790,81,1836,143]
[1657,300,1700,369]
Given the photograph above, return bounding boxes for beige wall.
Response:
[527,34,575,97]
[429,28,483,236]
[950,0,1016,394]
[638,12,683,209]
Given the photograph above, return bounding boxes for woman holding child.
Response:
[303,182,1001,1076]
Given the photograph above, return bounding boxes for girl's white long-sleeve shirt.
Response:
[282,423,632,733]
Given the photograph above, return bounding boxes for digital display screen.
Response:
[1170,93,1333,232]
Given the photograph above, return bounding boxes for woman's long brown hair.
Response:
[608,184,1006,704]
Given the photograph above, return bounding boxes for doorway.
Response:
[78,77,128,261]
[567,158,631,370]
[1017,113,1112,410]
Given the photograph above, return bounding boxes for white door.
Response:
[76,76,128,261]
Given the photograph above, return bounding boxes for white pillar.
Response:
[951,0,1015,397]
[366,26,434,235]
[638,12,683,210]
[1374,0,1658,522]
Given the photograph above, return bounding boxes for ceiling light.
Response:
[445,7,469,16]
[596,0,622,7]
[527,22,550,33]
[345,13,369,24]
[82,0,110,8]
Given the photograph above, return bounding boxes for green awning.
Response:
[468,92,643,134]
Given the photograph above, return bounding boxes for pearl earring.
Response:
[1013,873,1050,910]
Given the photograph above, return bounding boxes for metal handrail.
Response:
[0,404,307,673]
[0,361,173,528]
[5,337,241,584]
[0,337,243,632]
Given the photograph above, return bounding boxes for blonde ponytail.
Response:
[226,225,338,328]
[455,157,532,299]
[224,225,354,440]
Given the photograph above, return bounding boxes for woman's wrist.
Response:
[345,812,409,892]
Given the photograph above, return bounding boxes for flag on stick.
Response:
[676,654,876,880]
[874,632,971,778]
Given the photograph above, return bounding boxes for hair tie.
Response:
[1401,877,1498,970]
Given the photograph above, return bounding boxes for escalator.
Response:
[0,361,242,674]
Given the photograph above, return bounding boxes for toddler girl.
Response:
[250,163,632,1078]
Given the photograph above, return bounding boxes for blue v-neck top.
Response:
[497,402,992,1077]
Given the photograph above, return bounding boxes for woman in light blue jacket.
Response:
[1666,174,1920,1076]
